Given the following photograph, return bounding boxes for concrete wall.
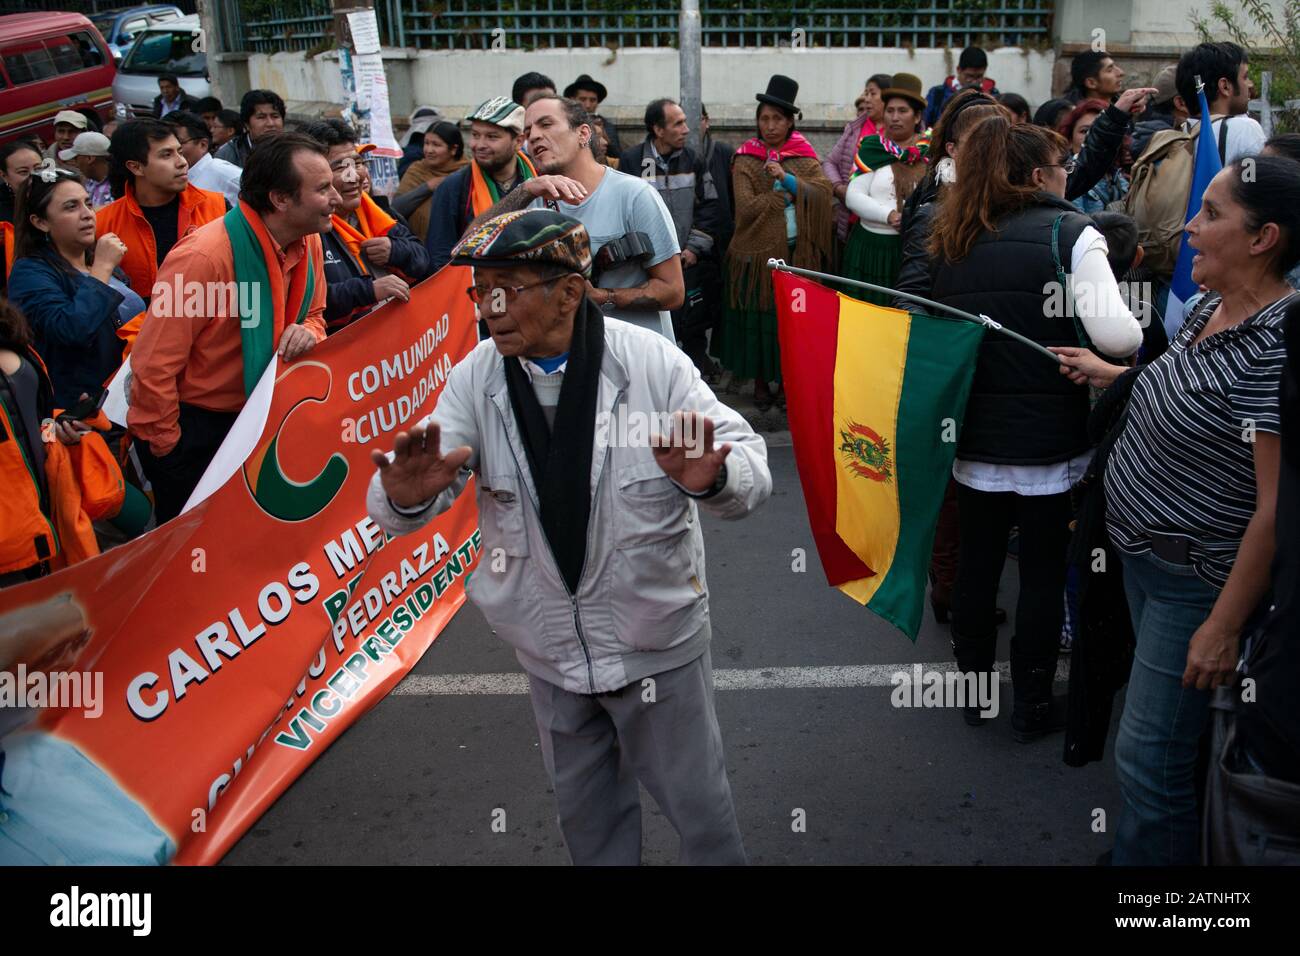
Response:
[248,45,1056,136]
[1057,0,1293,51]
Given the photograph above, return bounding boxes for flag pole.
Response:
[766,259,1062,364]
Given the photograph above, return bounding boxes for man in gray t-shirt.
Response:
[528,167,679,337]
[462,94,685,341]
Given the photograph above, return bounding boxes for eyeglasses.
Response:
[330,158,362,174]
[1039,157,1079,174]
[466,275,564,306]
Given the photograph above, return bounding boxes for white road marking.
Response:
[391,659,1071,696]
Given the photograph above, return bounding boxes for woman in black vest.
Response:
[928,115,1142,740]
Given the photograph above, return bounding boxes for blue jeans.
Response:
[1112,550,1220,866]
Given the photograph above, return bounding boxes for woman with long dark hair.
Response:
[928,114,1142,740]
[823,72,893,251]
[1053,155,1300,864]
[6,162,136,410]
[393,121,470,242]
[722,75,833,411]
[895,89,1005,304]
[892,89,1007,624]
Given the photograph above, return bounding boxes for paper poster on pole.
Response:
[365,68,401,156]
[346,9,382,56]
[352,52,400,157]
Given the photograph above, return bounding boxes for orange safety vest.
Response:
[0,348,125,577]
[95,182,226,301]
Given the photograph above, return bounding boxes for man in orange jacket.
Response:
[127,132,337,523]
[97,119,226,302]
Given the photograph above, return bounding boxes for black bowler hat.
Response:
[564,74,608,102]
[756,75,801,115]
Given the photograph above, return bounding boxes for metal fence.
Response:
[232,1,1052,54]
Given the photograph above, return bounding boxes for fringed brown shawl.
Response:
[726,154,834,312]
[396,155,470,241]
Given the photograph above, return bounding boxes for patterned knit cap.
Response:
[450,208,593,278]
[466,96,525,134]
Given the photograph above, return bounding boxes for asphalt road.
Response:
[225,442,1123,865]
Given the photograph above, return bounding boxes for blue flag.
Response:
[1166,84,1224,340]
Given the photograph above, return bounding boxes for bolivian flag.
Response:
[775,271,985,640]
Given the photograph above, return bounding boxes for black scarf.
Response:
[503,296,605,593]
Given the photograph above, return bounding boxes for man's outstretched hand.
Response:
[651,411,731,493]
[371,422,472,509]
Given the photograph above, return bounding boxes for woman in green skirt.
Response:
[722,75,834,411]
[842,73,930,306]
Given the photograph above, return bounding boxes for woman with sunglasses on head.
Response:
[6,161,137,410]
[927,114,1142,741]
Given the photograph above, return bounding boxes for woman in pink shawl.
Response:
[823,73,893,250]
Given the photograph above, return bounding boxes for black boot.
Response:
[951,627,996,727]
[1010,663,1065,742]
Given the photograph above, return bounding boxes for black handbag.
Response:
[1203,652,1300,865]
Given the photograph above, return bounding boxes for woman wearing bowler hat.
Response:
[722,74,833,411]
[565,74,622,163]
[842,72,930,306]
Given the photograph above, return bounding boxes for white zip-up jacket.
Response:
[368,315,771,693]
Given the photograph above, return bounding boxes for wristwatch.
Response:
[680,463,728,500]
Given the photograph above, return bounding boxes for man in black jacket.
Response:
[306,120,431,332]
[894,85,1154,308]
[619,98,723,373]
[152,74,200,118]
[215,90,285,169]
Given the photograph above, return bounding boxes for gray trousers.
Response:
[525,649,746,865]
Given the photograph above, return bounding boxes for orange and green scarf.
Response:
[330,192,397,276]
[468,151,537,219]
[227,202,315,397]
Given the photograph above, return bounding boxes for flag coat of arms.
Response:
[774,271,984,639]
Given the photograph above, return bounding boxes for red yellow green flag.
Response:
[774,270,985,639]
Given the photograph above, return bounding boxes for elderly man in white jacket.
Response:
[368,209,771,865]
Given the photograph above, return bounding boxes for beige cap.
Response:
[53,109,90,129]
[58,131,112,162]
[1152,65,1178,106]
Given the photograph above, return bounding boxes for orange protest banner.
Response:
[0,266,479,865]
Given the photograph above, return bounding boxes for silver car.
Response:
[110,14,208,121]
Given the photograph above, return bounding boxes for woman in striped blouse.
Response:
[1054,155,1300,865]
